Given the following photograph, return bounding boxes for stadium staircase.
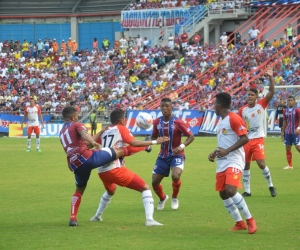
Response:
[136,5,300,110]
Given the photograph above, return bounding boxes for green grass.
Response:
[0,137,299,250]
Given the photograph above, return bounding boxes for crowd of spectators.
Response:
[0,23,300,121]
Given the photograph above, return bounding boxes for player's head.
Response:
[287,96,295,108]
[29,97,35,107]
[214,92,231,116]
[160,98,172,118]
[110,109,125,125]
[280,99,285,105]
[247,88,258,107]
[62,106,78,122]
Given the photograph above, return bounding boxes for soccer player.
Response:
[281,96,300,169]
[89,109,97,136]
[21,97,44,152]
[275,99,287,133]
[208,92,257,234]
[238,67,277,197]
[59,106,166,226]
[151,98,194,210]
[90,109,169,226]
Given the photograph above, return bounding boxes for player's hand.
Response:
[41,123,45,129]
[156,136,169,144]
[208,151,217,162]
[266,66,273,77]
[172,144,184,155]
[92,142,101,149]
[295,128,300,135]
[215,147,229,158]
[86,141,94,149]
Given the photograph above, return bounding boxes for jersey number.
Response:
[60,129,72,147]
[102,134,114,147]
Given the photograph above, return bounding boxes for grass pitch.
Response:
[0,137,299,250]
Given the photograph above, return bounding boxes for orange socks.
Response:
[70,191,82,220]
[172,180,182,198]
[286,150,292,166]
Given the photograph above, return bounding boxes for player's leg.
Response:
[152,158,169,210]
[217,170,245,231]
[170,156,184,210]
[34,126,41,152]
[284,134,293,169]
[26,127,33,151]
[223,167,257,234]
[126,172,162,226]
[91,172,116,222]
[242,141,252,197]
[69,167,91,226]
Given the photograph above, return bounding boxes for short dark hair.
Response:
[62,106,77,120]
[161,98,172,103]
[110,109,125,125]
[288,95,295,100]
[215,92,231,109]
[249,88,258,95]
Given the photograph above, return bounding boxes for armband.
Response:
[152,140,157,145]
[179,144,185,149]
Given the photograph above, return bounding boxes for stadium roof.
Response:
[0,0,129,16]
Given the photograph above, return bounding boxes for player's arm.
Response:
[173,121,195,154]
[120,126,168,146]
[78,129,100,149]
[150,119,159,140]
[216,134,249,157]
[38,113,44,128]
[295,108,300,135]
[265,66,275,104]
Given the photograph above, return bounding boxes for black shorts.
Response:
[279,117,284,128]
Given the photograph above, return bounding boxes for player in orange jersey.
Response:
[21,97,44,152]
[90,109,169,226]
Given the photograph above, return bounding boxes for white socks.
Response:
[231,193,252,220]
[142,190,154,220]
[261,166,274,187]
[27,139,31,149]
[243,170,251,193]
[95,191,112,218]
[36,138,40,149]
[223,198,243,222]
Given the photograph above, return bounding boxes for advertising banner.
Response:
[121,8,190,28]
[126,110,204,135]
[9,123,102,137]
[0,114,52,133]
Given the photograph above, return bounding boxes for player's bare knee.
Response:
[171,175,180,182]
[286,146,292,151]
[225,185,237,197]
[257,160,266,169]
[142,183,150,191]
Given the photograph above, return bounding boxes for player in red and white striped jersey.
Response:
[21,97,44,152]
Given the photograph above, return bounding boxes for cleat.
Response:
[69,220,78,226]
[242,192,251,197]
[157,195,169,210]
[283,165,293,170]
[230,221,247,231]
[145,219,163,226]
[171,198,179,210]
[269,187,277,197]
[247,218,257,234]
[90,215,103,222]
[36,149,42,152]
[26,148,31,152]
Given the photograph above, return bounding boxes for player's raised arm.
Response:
[265,66,275,104]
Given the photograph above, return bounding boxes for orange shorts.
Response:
[243,138,265,163]
[98,167,146,193]
[216,167,243,191]
[27,126,40,135]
